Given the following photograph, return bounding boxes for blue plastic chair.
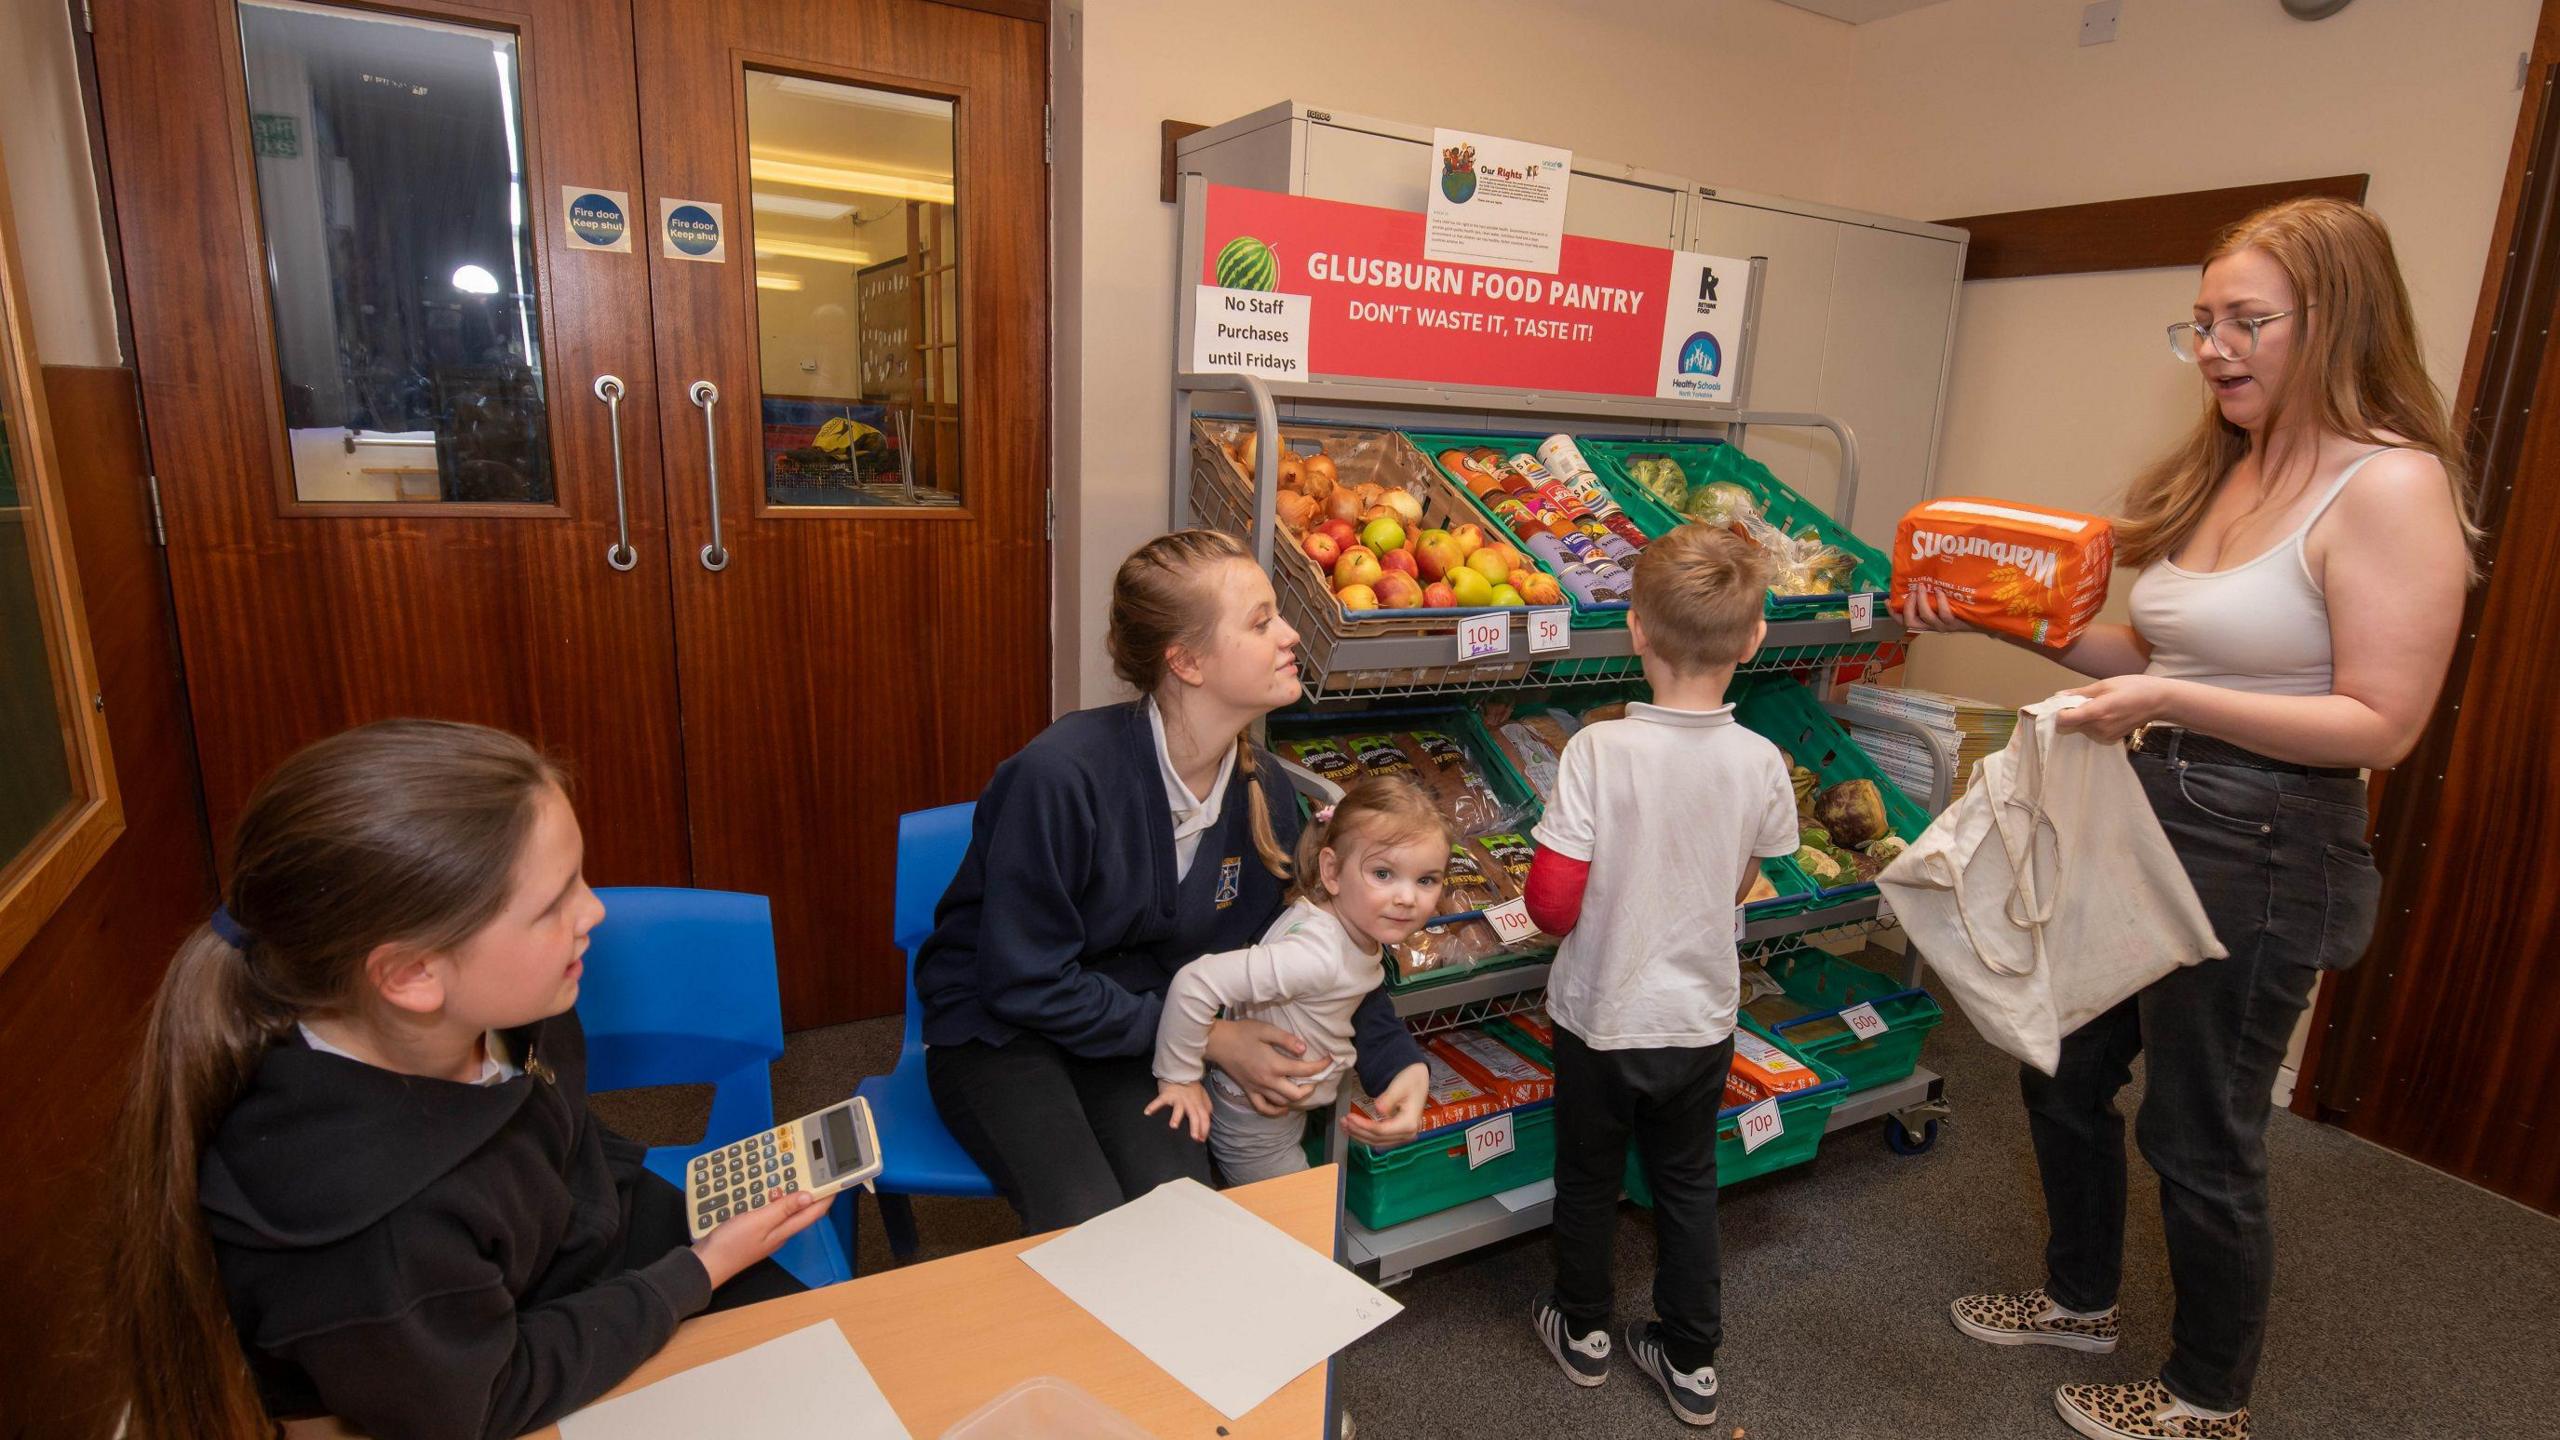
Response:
[853,803,998,1262]
[577,886,855,1289]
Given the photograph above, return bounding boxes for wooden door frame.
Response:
[2294,0,2560,1211]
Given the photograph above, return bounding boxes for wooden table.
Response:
[530,1165,1338,1438]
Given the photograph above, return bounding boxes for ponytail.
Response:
[103,929,293,1439]
[98,719,565,1437]
[1234,737,1292,878]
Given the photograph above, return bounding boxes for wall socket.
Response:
[2080,0,2122,46]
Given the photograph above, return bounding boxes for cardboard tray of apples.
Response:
[1190,419,1562,636]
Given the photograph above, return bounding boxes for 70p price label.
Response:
[1465,1111,1516,1170]
[1737,1096,1784,1155]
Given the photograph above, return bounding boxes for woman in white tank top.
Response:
[1902,200,2481,1440]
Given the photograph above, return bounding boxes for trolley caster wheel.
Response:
[1886,1116,1940,1155]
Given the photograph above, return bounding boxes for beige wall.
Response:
[1829,0,2537,706]
[1051,0,1857,710]
[0,0,118,368]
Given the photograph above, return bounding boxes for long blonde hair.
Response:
[2116,198,2480,576]
[101,720,564,1439]
[1106,530,1291,876]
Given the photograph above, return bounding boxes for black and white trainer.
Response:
[1627,1322,1719,1427]
[1531,1294,1611,1387]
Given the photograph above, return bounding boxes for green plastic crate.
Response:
[1348,1101,1557,1229]
[1578,437,1892,619]
[1624,1015,1847,1202]
[1750,943,1945,1094]
[1733,674,1932,902]
[1402,430,1641,631]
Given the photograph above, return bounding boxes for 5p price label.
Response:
[1466,1111,1516,1170]
[1457,612,1512,662]
[1527,608,1570,653]
[1738,1097,1783,1155]
[1841,1002,1890,1041]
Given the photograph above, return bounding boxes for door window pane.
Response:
[0,408,78,861]
[745,73,961,509]
[239,0,553,505]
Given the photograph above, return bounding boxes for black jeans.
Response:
[926,1032,1211,1233]
[2023,748,2381,1411]
[1549,1026,1734,1373]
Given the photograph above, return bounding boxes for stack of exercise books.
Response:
[1844,683,2019,808]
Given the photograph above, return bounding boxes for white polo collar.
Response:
[1146,696,1235,845]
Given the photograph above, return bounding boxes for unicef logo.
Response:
[567,192,626,248]
[665,204,720,257]
[1678,332,1723,377]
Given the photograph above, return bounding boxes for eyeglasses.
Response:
[2167,311,2294,363]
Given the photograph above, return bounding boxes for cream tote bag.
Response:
[1877,694,2226,1074]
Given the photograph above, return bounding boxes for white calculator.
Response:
[684,1096,883,1239]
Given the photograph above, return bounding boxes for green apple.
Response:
[1490,583,1524,607]
[1359,516,1407,555]
[1447,567,1495,608]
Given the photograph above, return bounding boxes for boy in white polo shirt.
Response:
[1520,523,1800,1428]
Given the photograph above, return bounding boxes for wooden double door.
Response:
[93,0,1049,1026]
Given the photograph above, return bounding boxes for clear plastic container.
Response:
[938,1376,1154,1440]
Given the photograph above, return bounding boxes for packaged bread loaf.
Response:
[1726,1027,1823,1103]
[1355,1046,1504,1131]
[1345,734,1419,784]
[1891,497,2115,650]
[1428,1029,1555,1107]
[1474,832,1536,894]
[1280,736,1358,787]
[1400,728,1507,832]
[1392,923,1490,979]
[1491,711,1577,803]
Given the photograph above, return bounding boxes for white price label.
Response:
[1841,1001,1890,1041]
[1457,612,1512,662]
[1737,1096,1784,1155]
[1875,892,1895,923]
[1734,906,1748,944]
[1466,1111,1517,1170]
[1527,608,1571,653]
[1849,593,1875,633]
[1484,896,1541,948]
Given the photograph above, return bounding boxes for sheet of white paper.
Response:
[557,1320,910,1440]
[1020,1178,1402,1420]
[1494,1177,1555,1213]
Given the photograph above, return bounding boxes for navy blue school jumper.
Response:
[918,702,1423,1228]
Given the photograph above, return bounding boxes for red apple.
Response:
[1335,546,1384,590]
[1302,531,1342,571]
[1449,523,1489,558]
[1336,583,1379,612]
[1317,519,1358,551]
[1423,581,1458,609]
[1379,547,1419,578]
[1374,571,1424,609]
[1415,534,1462,582]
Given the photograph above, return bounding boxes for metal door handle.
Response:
[689,380,729,571]
[593,375,638,571]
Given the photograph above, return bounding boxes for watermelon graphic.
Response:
[1215,235,1278,292]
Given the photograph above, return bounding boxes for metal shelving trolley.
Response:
[1168,170,1958,1285]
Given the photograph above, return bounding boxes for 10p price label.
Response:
[1466,1111,1516,1170]
[1457,612,1512,663]
[1527,608,1570,653]
[1737,1097,1783,1155]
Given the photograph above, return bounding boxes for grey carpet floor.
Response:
[590,1004,2560,1439]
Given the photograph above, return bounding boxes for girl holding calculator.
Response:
[102,721,828,1440]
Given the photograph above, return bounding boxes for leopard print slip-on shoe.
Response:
[2056,1381,2252,1440]
[1949,1288,2121,1353]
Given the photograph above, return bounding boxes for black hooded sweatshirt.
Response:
[198,1011,711,1439]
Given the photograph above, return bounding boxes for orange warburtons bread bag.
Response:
[1891,497,2115,650]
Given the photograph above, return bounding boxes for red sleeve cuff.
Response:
[1523,849,1590,937]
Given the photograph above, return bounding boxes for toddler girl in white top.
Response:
[1150,777,1449,1182]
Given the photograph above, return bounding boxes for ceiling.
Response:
[1770,0,1954,22]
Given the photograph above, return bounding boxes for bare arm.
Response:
[2050,453,2468,768]
[1897,589,2152,679]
